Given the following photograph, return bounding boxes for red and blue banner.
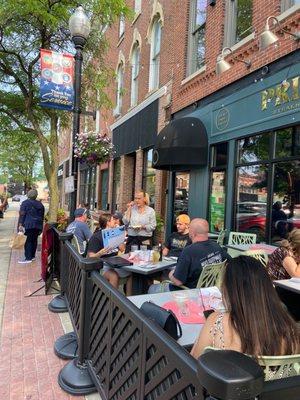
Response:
[40,49,74,111]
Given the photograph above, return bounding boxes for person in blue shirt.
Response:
[66,208,92,254]
[18,189,45,264]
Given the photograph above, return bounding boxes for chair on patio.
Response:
[228,231,257,245]
[245,249,269,267]
[196,260,227,289]
[217,229,227,246]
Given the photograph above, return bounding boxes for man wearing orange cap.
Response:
[163,214,191,258]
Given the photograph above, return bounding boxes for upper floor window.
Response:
[224,0,253,47]
[135,0,142,14]
[187,0,207,76]
[119,14,125,38]
[149,18,162,91]
[281,0,300,12]
[131,43,140,107]
[115,62,124,115]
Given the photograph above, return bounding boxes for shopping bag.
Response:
[9,233,26,249]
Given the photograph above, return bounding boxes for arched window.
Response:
[149,18,161,91]
[115,62,124,115]
[131,43,140,107]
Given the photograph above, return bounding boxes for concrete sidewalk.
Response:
[0,205,100,400]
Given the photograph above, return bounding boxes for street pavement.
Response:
[0,202,100,400]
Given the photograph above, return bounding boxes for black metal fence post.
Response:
[48,230,73,313]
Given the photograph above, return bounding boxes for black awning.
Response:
[152,117,208,170]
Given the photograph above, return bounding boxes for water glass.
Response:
[131,245,139,252]
[172,292,189,316]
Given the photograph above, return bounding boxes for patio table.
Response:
[274,278,300,321]
[121,257,177,295]
[129,287,221,347]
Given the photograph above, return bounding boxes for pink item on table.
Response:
[249,244,275,254]
[162,300,206,324]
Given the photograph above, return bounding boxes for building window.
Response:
[224,0,253,47]
[135,0,142,14]
[281,0,300,12]
[112,159,121,211]
[79,166,96,210]
[149,18,162,91]
[208,143,228,233]
[142,149,156,207]
[115,62,124,115]
[130,43,140,107]
[187,0,207,76]
[233,126,300,243]
[119,14,125,38]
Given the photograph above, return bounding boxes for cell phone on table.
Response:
[203,309,214,319]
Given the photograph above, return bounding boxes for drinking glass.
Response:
[131,245,139,252]
[172,292,189,316]
[151,246,160,262]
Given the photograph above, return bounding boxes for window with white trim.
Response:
[149,18,161,91]
[281,0,300,11]
[224,0,253,47]
[115,62,124,115]
[131,43,140,107]
[135,0,142,14]
[187,0,207,76]
[119,14,125,38]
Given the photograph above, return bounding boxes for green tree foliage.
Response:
[0,0,128,221]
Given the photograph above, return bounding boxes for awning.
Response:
[152,117,208,170]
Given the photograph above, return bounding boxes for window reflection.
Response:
[235,165,268,241]
[238,134,270,163]
[236,0,253,42]
[112,159,121,210]
[174,172,189,218]
[275,127,300,158]
[210,172,226,232]
[143,149,156,207]
[272,161,300,241]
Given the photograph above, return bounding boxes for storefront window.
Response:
[174,172,189,218]
[100,169,108,211]
[112,159,121,211]
[79,166,96,210]
[234,126,300,243]
[143,149,156,207]
[209,143,227,232]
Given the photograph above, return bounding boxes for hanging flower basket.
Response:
[74,131,114,166]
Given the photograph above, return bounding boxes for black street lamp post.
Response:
[69,6,91,219]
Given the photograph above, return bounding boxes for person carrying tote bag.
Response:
[18,189,45,264]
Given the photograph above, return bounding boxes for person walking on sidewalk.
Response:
[18,189,45,264]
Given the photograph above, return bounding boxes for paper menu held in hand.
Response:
[101,225,126,249]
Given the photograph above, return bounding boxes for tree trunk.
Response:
[48,166,59,223]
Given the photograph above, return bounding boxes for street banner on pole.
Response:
[39,49,74,110]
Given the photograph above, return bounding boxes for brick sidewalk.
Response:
[0,207,86,400]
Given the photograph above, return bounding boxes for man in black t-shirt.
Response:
[148,218,231,293]
[163,214,192,258]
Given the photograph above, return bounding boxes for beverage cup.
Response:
[151,246,160,262]
[172,292,189,316]
[131,245,139,253]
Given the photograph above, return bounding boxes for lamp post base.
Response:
[54,332,78,359]
[58,358,96,395]
[48,294,68,313]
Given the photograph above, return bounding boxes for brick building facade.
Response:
[59,0,300,243]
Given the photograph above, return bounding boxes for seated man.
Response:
[163,214,191,258]
[149,218,231,293]
[66,208,92,254]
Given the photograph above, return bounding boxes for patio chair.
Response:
[244,249,269,268]
[196,260,227,289]
[217,229,227,246]
[228,231,257,245]
[204,347,300,381]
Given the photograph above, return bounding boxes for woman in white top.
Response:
[123,190,156,251]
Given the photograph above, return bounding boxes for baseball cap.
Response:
[113,211,123,221]
[176,214,190,224]
[74,208,87,217]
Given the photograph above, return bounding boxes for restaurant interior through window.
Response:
[79,166,96,210]
[142,149,156,207]
[112,158,121,212]
[234,125,300,243]
[173,172,190,230]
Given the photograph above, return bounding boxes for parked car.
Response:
[237,202,267,240]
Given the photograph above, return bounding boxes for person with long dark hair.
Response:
[191,256,299,361]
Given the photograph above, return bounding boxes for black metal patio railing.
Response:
[49,229,300,400]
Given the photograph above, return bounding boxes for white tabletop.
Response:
[225,243,277,254]
[129,287,221,347]
[274,278,300,294]
[122,258,176,275]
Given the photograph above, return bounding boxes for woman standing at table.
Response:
[267,228,300,280]
[123,190,156,252]
[191,256,299,363]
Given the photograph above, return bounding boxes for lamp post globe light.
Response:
[69,6,91,220]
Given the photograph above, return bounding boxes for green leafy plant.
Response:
[155,213,164,233]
